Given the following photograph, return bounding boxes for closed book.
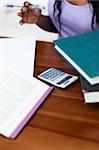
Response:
[80,76,99,103]
[53,30,99,85]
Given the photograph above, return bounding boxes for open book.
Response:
[0,70,53,139]
[0,37,53,138]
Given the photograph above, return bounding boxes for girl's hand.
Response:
[17,1,41,25]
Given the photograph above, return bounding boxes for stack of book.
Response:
[53,30,99,103]
[80,76,99,103]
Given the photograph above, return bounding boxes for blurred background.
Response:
[0,0,58,41]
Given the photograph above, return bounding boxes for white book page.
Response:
[0,70,14,128]
[0,70,35,127]
[0,70,49,136]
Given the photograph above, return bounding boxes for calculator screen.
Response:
[57,76,72,85]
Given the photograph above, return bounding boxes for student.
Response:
[17,0,99,38]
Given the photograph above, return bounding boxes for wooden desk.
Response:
[1,41,99,150]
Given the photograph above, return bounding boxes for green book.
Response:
[53,30,99,85]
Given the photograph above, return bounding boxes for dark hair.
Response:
[53,0,99,31]
[53,0,62,33]
[89,0,99,29]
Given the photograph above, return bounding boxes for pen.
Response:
[4,4,45,10]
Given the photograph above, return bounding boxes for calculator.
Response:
[38,68,78,88]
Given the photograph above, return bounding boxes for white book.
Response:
[80,76,99,103]
[0,38,53,139]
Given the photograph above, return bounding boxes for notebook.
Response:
[53,30,99,85]
[80,76,99,103]
[0,37,53,139]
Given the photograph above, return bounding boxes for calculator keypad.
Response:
[40,68,65,81]
[38,68,78,88]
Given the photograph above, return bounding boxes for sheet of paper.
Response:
[0,37,36,78]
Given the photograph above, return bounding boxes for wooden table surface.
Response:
[1,41,99,150]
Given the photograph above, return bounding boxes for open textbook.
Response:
[0,37,53,139]
[0,70,53,139]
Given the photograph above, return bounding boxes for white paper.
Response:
[0,37,36,78]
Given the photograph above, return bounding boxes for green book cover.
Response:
[53,30,99,85]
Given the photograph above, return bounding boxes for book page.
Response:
[0,70,50,137]
[0,71,34,127]
[0,71,34,122]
